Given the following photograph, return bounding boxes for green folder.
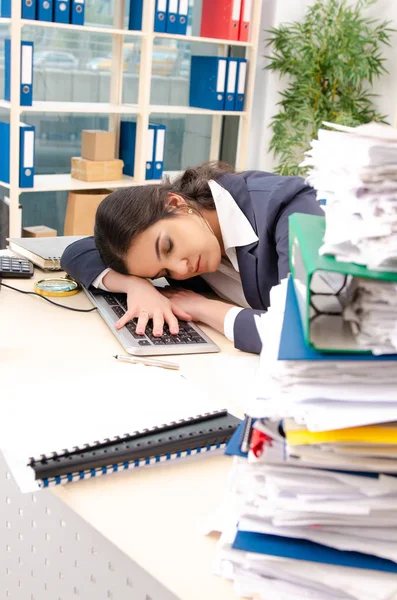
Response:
[288,213,397,353]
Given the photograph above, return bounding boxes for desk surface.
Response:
[0,263,259,600]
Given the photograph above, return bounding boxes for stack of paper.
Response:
[213,279,397,600]
[301,122,397,271]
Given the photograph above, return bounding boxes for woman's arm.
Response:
[161,289,265,354]
[61,237,192,335]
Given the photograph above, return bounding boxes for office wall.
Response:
[249,0,397,172]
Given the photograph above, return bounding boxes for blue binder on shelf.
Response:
[119,120,137,177]
[128,0,143,30]
[235,57,247,111]
[21,0,36,20]
[279,277,397,363]
[71,0,84,25]
[0,0,11,17]
[128,0,167,32]
[0,121,35,188]
[166,0,178,34]
[54,0,70,23]
[120,121,164,180]
[233,531,397,573]
[37,0,53,21]
[145,124,155,179]
[5,39,33,107]
[154,0,167,32]
[177,0,188,35]
[189,56,227,111]
[225,57,238,111]
[152,124,166,180]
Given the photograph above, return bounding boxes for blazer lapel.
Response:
[218,173,266,310]
[236,244,265,310]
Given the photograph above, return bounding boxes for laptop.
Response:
[84,287,220,356]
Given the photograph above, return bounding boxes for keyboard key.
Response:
[153,339,165,345]
[103,294,118,306]
[138,340,151,346]
[112,306,125,318]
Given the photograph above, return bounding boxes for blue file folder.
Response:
[119,121,137,177]
[166,0,178,33]
[235,58,247,111]
[152,124,166,180]
[0,0,11,17]
[5,39,33,107]
[154,0,167,32]
[37,0,53,21]
[71,0,84,25]
[233,531,397,573]
[189,56,227,111]
[128,0,143,30]
[54,0,70,23]
[21,0,36,20]
[120,121,164,180]
[177,0,188,34]
[279,277,397,362]
[0,121,35,188]
[128,0,167,32]
[225,58,238,111]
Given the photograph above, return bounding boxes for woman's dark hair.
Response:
[94,161,235,274]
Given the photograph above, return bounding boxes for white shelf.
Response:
[150,105,247,116]
[21,101,140,114]
[19,173,137,193]
[21,19,146,37]
[154,32,253,47]
[0,17,10,25]
[0,100,245,117]
[17,19,253,46]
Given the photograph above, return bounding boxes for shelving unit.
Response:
[2,0,262,237]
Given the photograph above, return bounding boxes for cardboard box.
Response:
[71,157,124,182]
[81,130,116,162]
[64,189,111,236]
[23,225,57,238]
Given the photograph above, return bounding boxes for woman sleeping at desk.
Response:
[61,162,322,354]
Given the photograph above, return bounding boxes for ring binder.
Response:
[28,410,241,486]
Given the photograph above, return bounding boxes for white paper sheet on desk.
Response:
[0,364,224,492]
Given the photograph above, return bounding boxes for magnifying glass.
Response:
[34,276,80,297]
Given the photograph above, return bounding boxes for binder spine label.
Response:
[217,60,227,94]
[243,0,252,21]
[238,61,247,94]
[232,0,241,20]
[23,130,34,169]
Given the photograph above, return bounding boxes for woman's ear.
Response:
[166,193,188,211]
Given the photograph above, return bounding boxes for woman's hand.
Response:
[160,289,212,322]
[161,289,237,336]
[103,271,192,335]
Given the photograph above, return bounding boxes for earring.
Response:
[187,208,193,214]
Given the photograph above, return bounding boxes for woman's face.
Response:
[125,210,222,280]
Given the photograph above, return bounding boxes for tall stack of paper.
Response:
[301,122,397,271]
[212,277,397,600]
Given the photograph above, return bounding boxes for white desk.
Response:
[0,264,259,600]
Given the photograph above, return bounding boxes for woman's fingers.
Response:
[136,310,150,335]
[115,309,137,330]
[165,311,179,335]
[172,306,193,322]
[152,311,165,337]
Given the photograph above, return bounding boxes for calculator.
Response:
[0,255,34,278]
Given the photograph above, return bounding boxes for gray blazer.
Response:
[61,170,323,354]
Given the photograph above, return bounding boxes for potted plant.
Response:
[265,0,394,175]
